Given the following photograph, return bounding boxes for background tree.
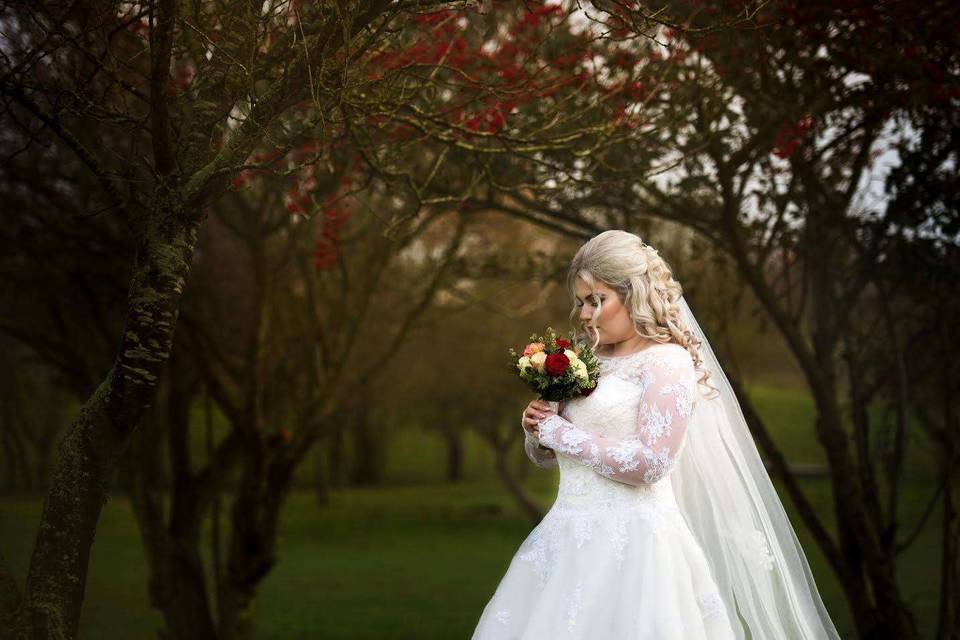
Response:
[441,2,960,637]
[6,0,948,637]
[1,1,696,634]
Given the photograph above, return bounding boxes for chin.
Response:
[583,328,608,344]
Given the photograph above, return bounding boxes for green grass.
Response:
[0,382,945,638]
[1,474,943,639]
[740,384,935,477]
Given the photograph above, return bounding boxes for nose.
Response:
[580,306,595,325]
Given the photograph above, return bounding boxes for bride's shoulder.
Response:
[635,343,693,373]
[633,341,692,362]
[656,342,694,361]
[600,342,693,384]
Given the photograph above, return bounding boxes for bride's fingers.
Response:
[523,413,545,428]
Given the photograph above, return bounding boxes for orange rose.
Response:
[523,342,545,357]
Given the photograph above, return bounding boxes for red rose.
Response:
[555,338,571,349]
[544,352,570,376]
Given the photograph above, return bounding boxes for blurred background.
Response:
[1,1,957,639]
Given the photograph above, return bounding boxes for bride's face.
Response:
[574,277,637,346]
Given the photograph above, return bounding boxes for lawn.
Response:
[0,382,944,638]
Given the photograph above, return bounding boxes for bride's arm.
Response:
[524,424,558,468]
[536,351,696,486]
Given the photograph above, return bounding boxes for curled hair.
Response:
[566,230,719,398]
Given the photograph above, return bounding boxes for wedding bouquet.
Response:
[508,327,600,402]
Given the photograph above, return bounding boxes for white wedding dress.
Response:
[472,343,737,640]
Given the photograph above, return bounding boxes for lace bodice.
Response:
[523,343,698,500]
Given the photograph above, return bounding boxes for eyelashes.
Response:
[575,297,604,308]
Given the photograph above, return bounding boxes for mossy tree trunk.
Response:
[0,209,205,640]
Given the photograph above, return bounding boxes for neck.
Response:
[603,335,653,357]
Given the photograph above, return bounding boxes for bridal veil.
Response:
[672,296,841,639]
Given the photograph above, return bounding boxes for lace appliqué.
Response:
[518,498,682,588]
[660,380,695,418]
[540,378,687,485]
[524,430,558,469]
[697,592,725,619]
[539,417,617,478]
[745,528,776,570]
[606,437,646,473]
[598,350,683,384]
[495,608,511,625]
[539,416,590,456]
[726,526,776,571]
[642,446,675,483]
[638,399,673,443]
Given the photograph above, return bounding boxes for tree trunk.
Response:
[808,208,918,639]
[328,424,344,488]
[1,414,30,490]
[493,444,543,526]
[2,212,204,640]
[314,439,330,506]
[939,463,959,640]
[217,583,258,640]
[350,403,383,486]
[0,551,25,639]
[217,442,294,640]
[445,431,463,484]
[33,436,54,492]
[137,361,219,640]
[144,534,218,640]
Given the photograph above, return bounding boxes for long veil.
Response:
[673,296,841,639]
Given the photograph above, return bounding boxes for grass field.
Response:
[0,383,944,639]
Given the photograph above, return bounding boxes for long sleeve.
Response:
[524,427,558,468]
[537,350,697,486]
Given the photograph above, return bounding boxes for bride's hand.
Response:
[522,399,555,438]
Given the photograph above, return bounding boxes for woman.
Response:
[471,230,840,639]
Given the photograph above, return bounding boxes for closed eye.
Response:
[575,296,603,307]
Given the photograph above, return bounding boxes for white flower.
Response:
[517,356,532,372]
[529,351,547,372]
[571,358,588,381]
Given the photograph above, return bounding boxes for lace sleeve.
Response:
[523,424,558,469]
[536,349,696,486]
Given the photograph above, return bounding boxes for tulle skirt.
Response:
[471,490,737,640]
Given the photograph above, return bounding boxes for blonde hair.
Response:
[566,230,718,397]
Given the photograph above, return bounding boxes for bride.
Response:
[471,230,840,639]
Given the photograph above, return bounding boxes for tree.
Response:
[0,0,412,633]
[451,1,960,636]
[1,0,688,635]
[344,0,960,636]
